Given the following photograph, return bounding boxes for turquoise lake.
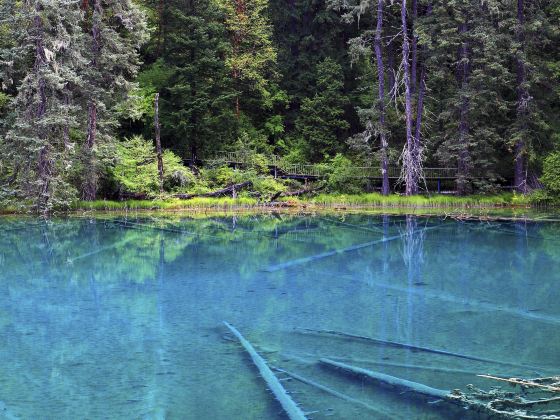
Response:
[0,213,559,419]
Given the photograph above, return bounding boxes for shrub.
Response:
[323,154,366,194]
[110,136,195,195]
[541,151,560,195]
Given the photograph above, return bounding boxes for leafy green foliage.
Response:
[110,136,195,195]
[321,154,366,194]
[541,151,560,194]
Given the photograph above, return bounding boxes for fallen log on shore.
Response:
[223,322,308,420]
[269,185,325,202]
[175,181,253,200]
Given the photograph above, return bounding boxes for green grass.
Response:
[0,192,538,215]
[295,192,531,208]
[71,197,259,212]
[68,192,532,213]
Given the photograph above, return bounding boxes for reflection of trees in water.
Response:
[399,216,426,348]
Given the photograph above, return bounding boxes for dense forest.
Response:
[0,0,559,212]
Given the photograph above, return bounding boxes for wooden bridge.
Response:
[196,151,458,182]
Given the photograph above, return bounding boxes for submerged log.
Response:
[320,359,453,400]
[223,322,308,420]
[298,328,545,373]
[175,181,252,200]
[264,224,445,272]
[322,360,560,419]
[272,366,396,419]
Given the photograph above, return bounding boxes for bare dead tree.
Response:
[374,0,390,195]
[400,0,419,195]
[154,93,164,193]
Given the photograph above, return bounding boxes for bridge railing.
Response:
[198,151,457,180]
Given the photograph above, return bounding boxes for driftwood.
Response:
[272,366,397,419]
[264,224,445,272]
[223,322,308,420]
[175,181,253,200]
[478,375,560,393]
[297,328,546,373]
[322,359,560,419]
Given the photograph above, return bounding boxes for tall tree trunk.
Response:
[401,0,418,195]
[33,2,50,212]
[63,94,70,149]
[387,40,396,96]
[414,65,426,163]
[83,0,102,201]
[154,93,164,193]
[411,0,418,95]
[514,0,529,193]
[457,21,470,195]
[374,0,390,195]
[156,0,164,57]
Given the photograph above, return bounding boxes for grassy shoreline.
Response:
[0,192,541,215]
[70,192,533,211]
[3,192,556,220]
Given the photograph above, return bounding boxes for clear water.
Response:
[0,213,559,419]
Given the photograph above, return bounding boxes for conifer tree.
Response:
[0,0,86,213]
[81,0,148,200]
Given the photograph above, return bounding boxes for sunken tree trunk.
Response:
[514,0,529,193]
[154,93,164,193]
[374,0,390,195]
[457,21,471,195]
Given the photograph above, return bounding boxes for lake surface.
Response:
[0,213,558,419]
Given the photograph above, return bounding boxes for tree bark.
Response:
[514,0,529,193]
[387,41,396,96]
[33,2,50,212]
[457,21,470,195]
[411,0,418,95]
[83,0,102,201]
[401,0,418,195]
[374,0,390,195]
[154,93,164,193]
